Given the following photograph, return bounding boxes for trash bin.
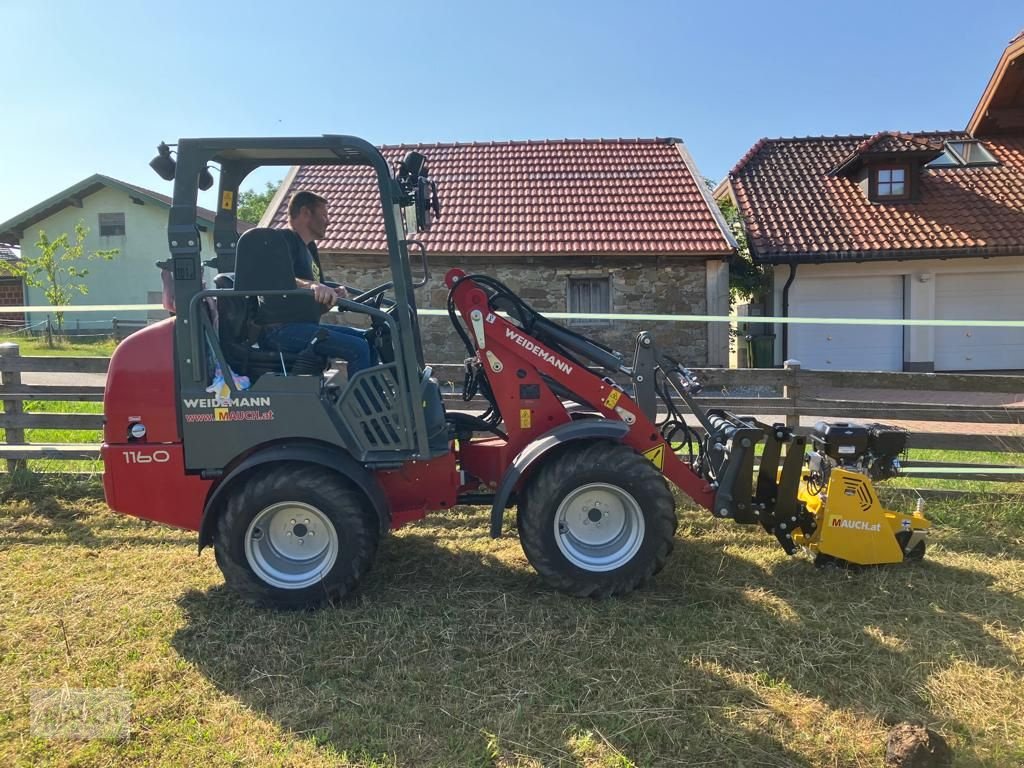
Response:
[744,334,776,368]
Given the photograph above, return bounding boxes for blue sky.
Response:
[0,0,1020,225]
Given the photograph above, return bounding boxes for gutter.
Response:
[758,244,1024,264]
[780,263,798,362]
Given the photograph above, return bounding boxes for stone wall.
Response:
[319,253,711,372]
[0,278,25,328]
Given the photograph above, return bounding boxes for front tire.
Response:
[517,441,677,597]
[213,463,378,609]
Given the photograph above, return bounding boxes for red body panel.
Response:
[102,443,210,530]
[458,437,513,491]
[102,318,212,531]
[375,452,461,528]
[103,318,179,445]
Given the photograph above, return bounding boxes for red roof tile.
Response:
[728,132,1024,263]
[268,139,733,257]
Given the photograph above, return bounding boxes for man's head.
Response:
[288,190,330,242]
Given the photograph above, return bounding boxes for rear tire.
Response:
[517,441,677,597]
[213,463,378,609]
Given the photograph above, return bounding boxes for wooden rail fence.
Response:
[2,343,1023,485]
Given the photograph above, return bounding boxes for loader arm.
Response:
[446,269,715,511]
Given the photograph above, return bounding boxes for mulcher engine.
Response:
[807,421,907,492]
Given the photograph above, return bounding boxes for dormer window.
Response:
[872,166,909,201]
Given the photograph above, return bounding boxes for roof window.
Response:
[927,140,998,168]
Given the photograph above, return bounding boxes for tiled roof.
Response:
[113,178,254,231]
[860,132,941,154]
[728,132,1024,263]
[267,139,734,256]
[0,244,17,261]
[0,174,254,244]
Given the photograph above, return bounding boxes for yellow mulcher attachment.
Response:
[695,411,931,567]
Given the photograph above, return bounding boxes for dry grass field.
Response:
[1,474,1022,767]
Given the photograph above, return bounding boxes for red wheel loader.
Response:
[102,136,930,608]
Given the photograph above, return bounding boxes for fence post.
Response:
[783,359,801,429]
[0,342,25,473]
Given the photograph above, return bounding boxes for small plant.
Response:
[5,220,118,345]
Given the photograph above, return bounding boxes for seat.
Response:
[215,228,326,381]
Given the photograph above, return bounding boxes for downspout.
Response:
[780,262,798,362]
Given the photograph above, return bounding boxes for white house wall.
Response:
[771,255,1024,371]
[22,186,216,331]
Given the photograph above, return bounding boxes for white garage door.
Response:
[935,271,1024,371]
[788,275,904,371]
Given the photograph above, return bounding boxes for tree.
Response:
[237,180,281,224]
[717,197,769,306]
[9,220,118,344]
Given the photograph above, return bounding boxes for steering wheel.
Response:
[347,282,395,310]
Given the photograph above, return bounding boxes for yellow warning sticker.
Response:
[221,190,234,210]
[520,409,532,429]
[642,444,665,470]
[604,389,621,408]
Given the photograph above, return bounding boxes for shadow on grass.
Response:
[172,526,818,766]
[0,471,191,548]
[169,509,1024,766]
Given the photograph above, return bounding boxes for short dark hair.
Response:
[288,190,328,220]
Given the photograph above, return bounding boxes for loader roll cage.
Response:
[165,135,436,460]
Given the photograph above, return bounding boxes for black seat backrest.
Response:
[211,229,319,381]
[235,227,321,326]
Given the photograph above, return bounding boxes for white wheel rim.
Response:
[244,501,339,590]
[553,483,645,572]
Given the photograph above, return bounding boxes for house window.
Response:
[99,212,126,237]
[926,150,961,168]
[567,276,611,326]
[945,140,997,166]
[875,167,906,198]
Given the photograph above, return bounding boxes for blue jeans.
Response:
[259,323,375,375]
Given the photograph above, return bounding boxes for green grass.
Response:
[0,401,103,474]
[1,475,1022,767]
[0,336,116,357]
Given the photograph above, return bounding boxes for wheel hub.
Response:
[244,502,339,589]
[553,483,645,572]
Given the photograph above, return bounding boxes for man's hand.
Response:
[310,283,336,307]
[333,285,348,300]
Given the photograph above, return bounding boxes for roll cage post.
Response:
[166,136,429,452]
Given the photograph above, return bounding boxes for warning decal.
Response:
[642,444,665,470]
[520,409,532,429]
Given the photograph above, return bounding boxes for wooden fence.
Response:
[2,342,1023,485]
